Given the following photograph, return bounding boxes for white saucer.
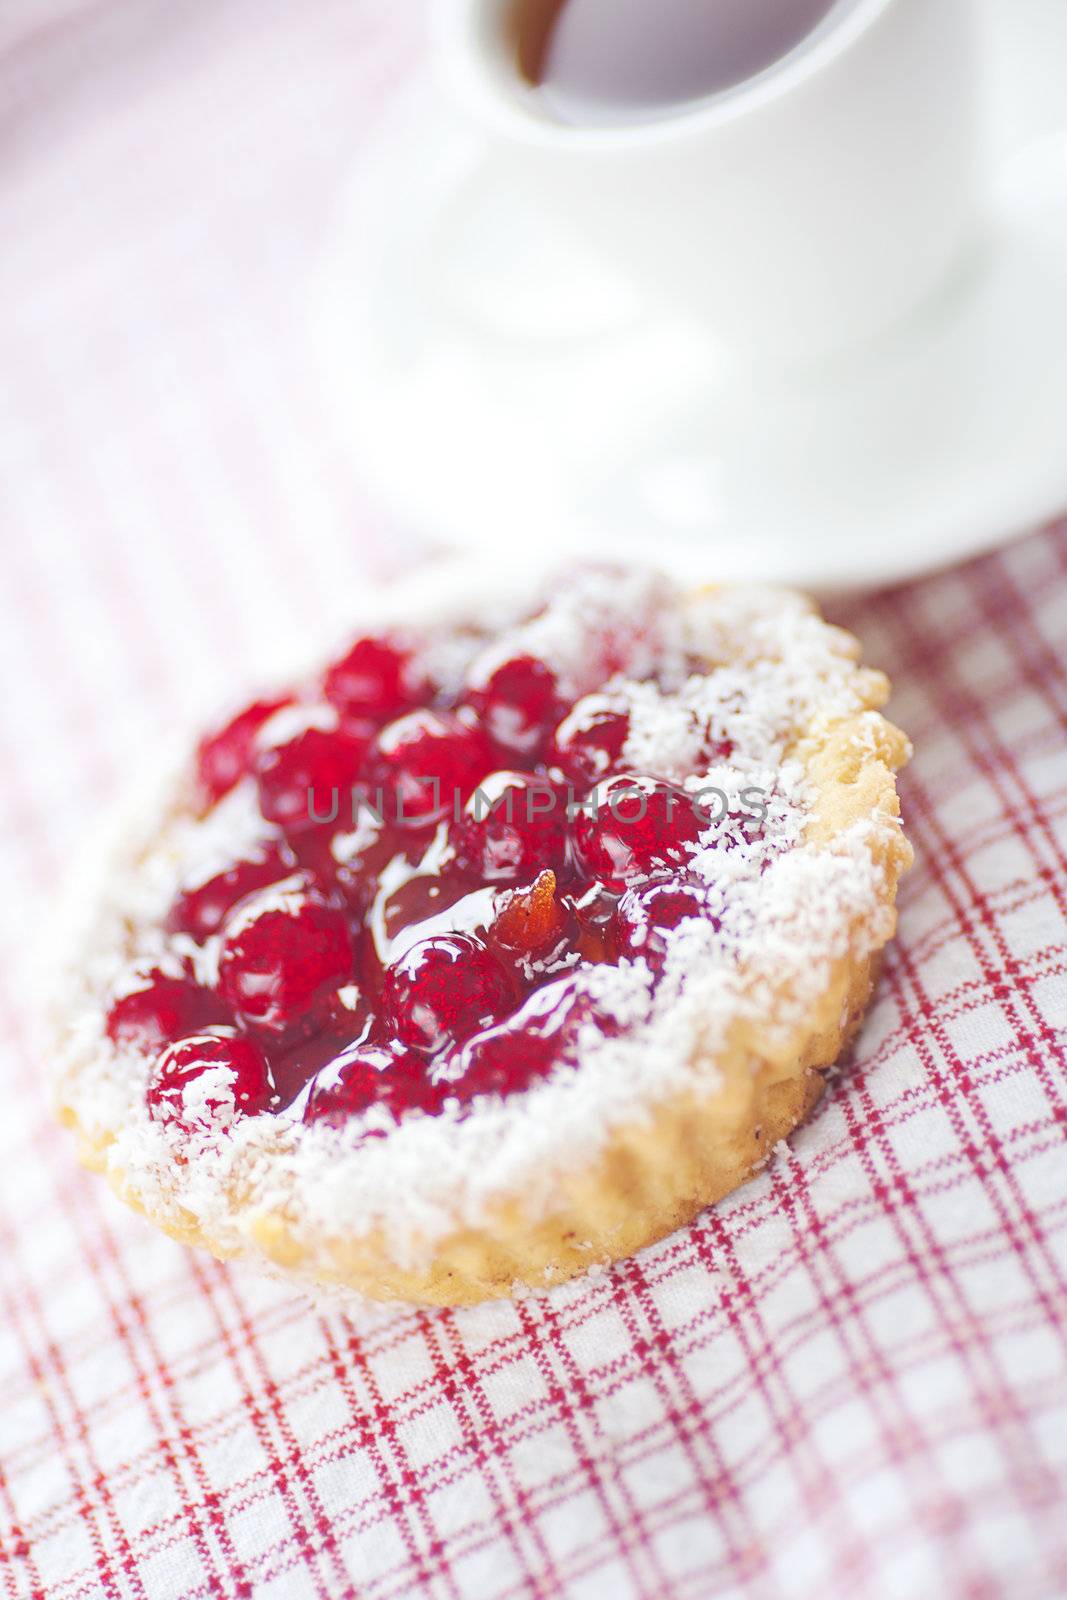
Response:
[313,53,1067,591]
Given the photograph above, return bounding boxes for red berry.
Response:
[454,771,570,883]
[370,709,492,829]
[573,775,704,888]
[218,880,354,1039]
[440,979,602,1102]
[166,842,296,941]
[549,695,630,785]
[254,722,371,834]
[383,934,516,1055]
[614,878,717,970]
[323,635,424,721]
[303,1042,439,1125]
[467,655,562,759]
[106,960,227,1053]
[196,695,294,806]
[147,1029,274,1133]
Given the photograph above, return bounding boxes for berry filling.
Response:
[369,709,493,829]
[147,1030,275,1134]
[255,719,373,833]
[217,880,354,1040]
[196,695,295,805]
[109,568,755,1140]
[573,774,705,888]
[453,771,571,883]
[384,934,517,1055]
[322,634,425,721]
[107,959,229,1052]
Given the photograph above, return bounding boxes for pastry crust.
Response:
[54,577,912,1305]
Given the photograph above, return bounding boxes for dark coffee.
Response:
[515,0,845,126]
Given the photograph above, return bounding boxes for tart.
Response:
[55,564,912,1305]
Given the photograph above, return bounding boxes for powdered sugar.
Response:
[56,563,904,1275]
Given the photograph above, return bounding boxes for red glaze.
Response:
[107,960,227,1053]
[573,774,705,888]
[549,695,630,786]
[147,1030,274,1132]
[196,695,294,805]
[323,635,424,721]
[166,841,296,941]
[369,709,494,828]
[218,881,354,1040]
[438,980,607,1102]
[614,878,718,970]
[468,654,562,759]
[566,880,621,963]
[332,818,411,910]
[304,1042,441,1125]
[378,872,481,950]
[270,989,376,1104]
[384,934,517,1055]
[453,771,570,884]
[254,723,372,834]
[285,822,346,898]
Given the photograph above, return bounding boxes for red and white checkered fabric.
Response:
[1,3,1066,1597]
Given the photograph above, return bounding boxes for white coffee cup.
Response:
[435,0,980,371]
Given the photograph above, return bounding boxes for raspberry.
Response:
[254,722,371,834]
[106,959,227,1053]
[166,842,296,941]
[322,635,424,721]
[383,934,516,1055]
[218,881,354,1039]
[573,775,704,888]
[195,695,294,805]
[549,694,630,785]
[146,1030,274,1133]
[439,980,608,1102]
[614,878,717,969]
[467,655,562,759]
[303,1042,440,1124]
[453,771,570,883]
[370,709,493,828]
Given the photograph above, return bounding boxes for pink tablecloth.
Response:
[2,4,1066,1597]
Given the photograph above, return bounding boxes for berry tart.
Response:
[55,564,912,1305]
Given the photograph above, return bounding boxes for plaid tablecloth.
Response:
[3,3,1067,1597]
